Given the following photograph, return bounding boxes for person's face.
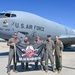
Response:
[47,37,51,41]
[24,37,28,42]
[55,36,59,41]
[14,33,17,39]
[36,36,40,41]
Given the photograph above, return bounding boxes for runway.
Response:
[0,42,75,75]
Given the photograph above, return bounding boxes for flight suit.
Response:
[7,38,20,72]
[55,40,63,71]
[34,40,44,70]
[21,41,29,70]
[45,40,55,71]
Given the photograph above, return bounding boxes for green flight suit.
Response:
[7,37,20,72]
[55,40,63,70]
[44,40,55,71]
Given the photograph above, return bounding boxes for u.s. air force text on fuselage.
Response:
[13,22,45,31]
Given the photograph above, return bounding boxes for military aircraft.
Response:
[0,10,75,47]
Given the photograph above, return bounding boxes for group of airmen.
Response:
[7,32,63,75]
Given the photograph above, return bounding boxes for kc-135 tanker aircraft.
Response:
[0,10,75,48]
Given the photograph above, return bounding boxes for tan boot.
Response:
[53,70,56,73]
[13,70,18,73]
[41,68,44,71]
[58,70,61,73]
[45,69,48,73]
[7,72,10,75]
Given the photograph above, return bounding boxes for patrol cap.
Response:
[47,35,51,37]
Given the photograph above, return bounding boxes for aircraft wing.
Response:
[59,35,75,45]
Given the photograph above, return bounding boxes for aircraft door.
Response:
[17,32,25,42]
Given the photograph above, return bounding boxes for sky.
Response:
[0,0,75,29]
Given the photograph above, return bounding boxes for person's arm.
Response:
[7,38,15,46]
[7,43,15,46]
[59,50,62,57]
[43,41,47,50]
[52,41,55,56]
[59,41,63,57]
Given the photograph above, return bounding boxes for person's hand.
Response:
[59,53,62,57]
[11,43,15,46]
[52,52,55,56]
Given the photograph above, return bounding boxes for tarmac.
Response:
[0,42,75,75]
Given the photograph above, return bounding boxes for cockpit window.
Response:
[0,13,5,18]
[5,13,11,17]
[0,12,16,18]
[0,13,5,15]
[11,14,16,17]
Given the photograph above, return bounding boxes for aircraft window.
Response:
[0,13,5,16]
[11,14,16,17]
[5,13,11,17]
[0,13,5,18]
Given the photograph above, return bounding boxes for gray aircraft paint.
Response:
[0,11,75,46]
